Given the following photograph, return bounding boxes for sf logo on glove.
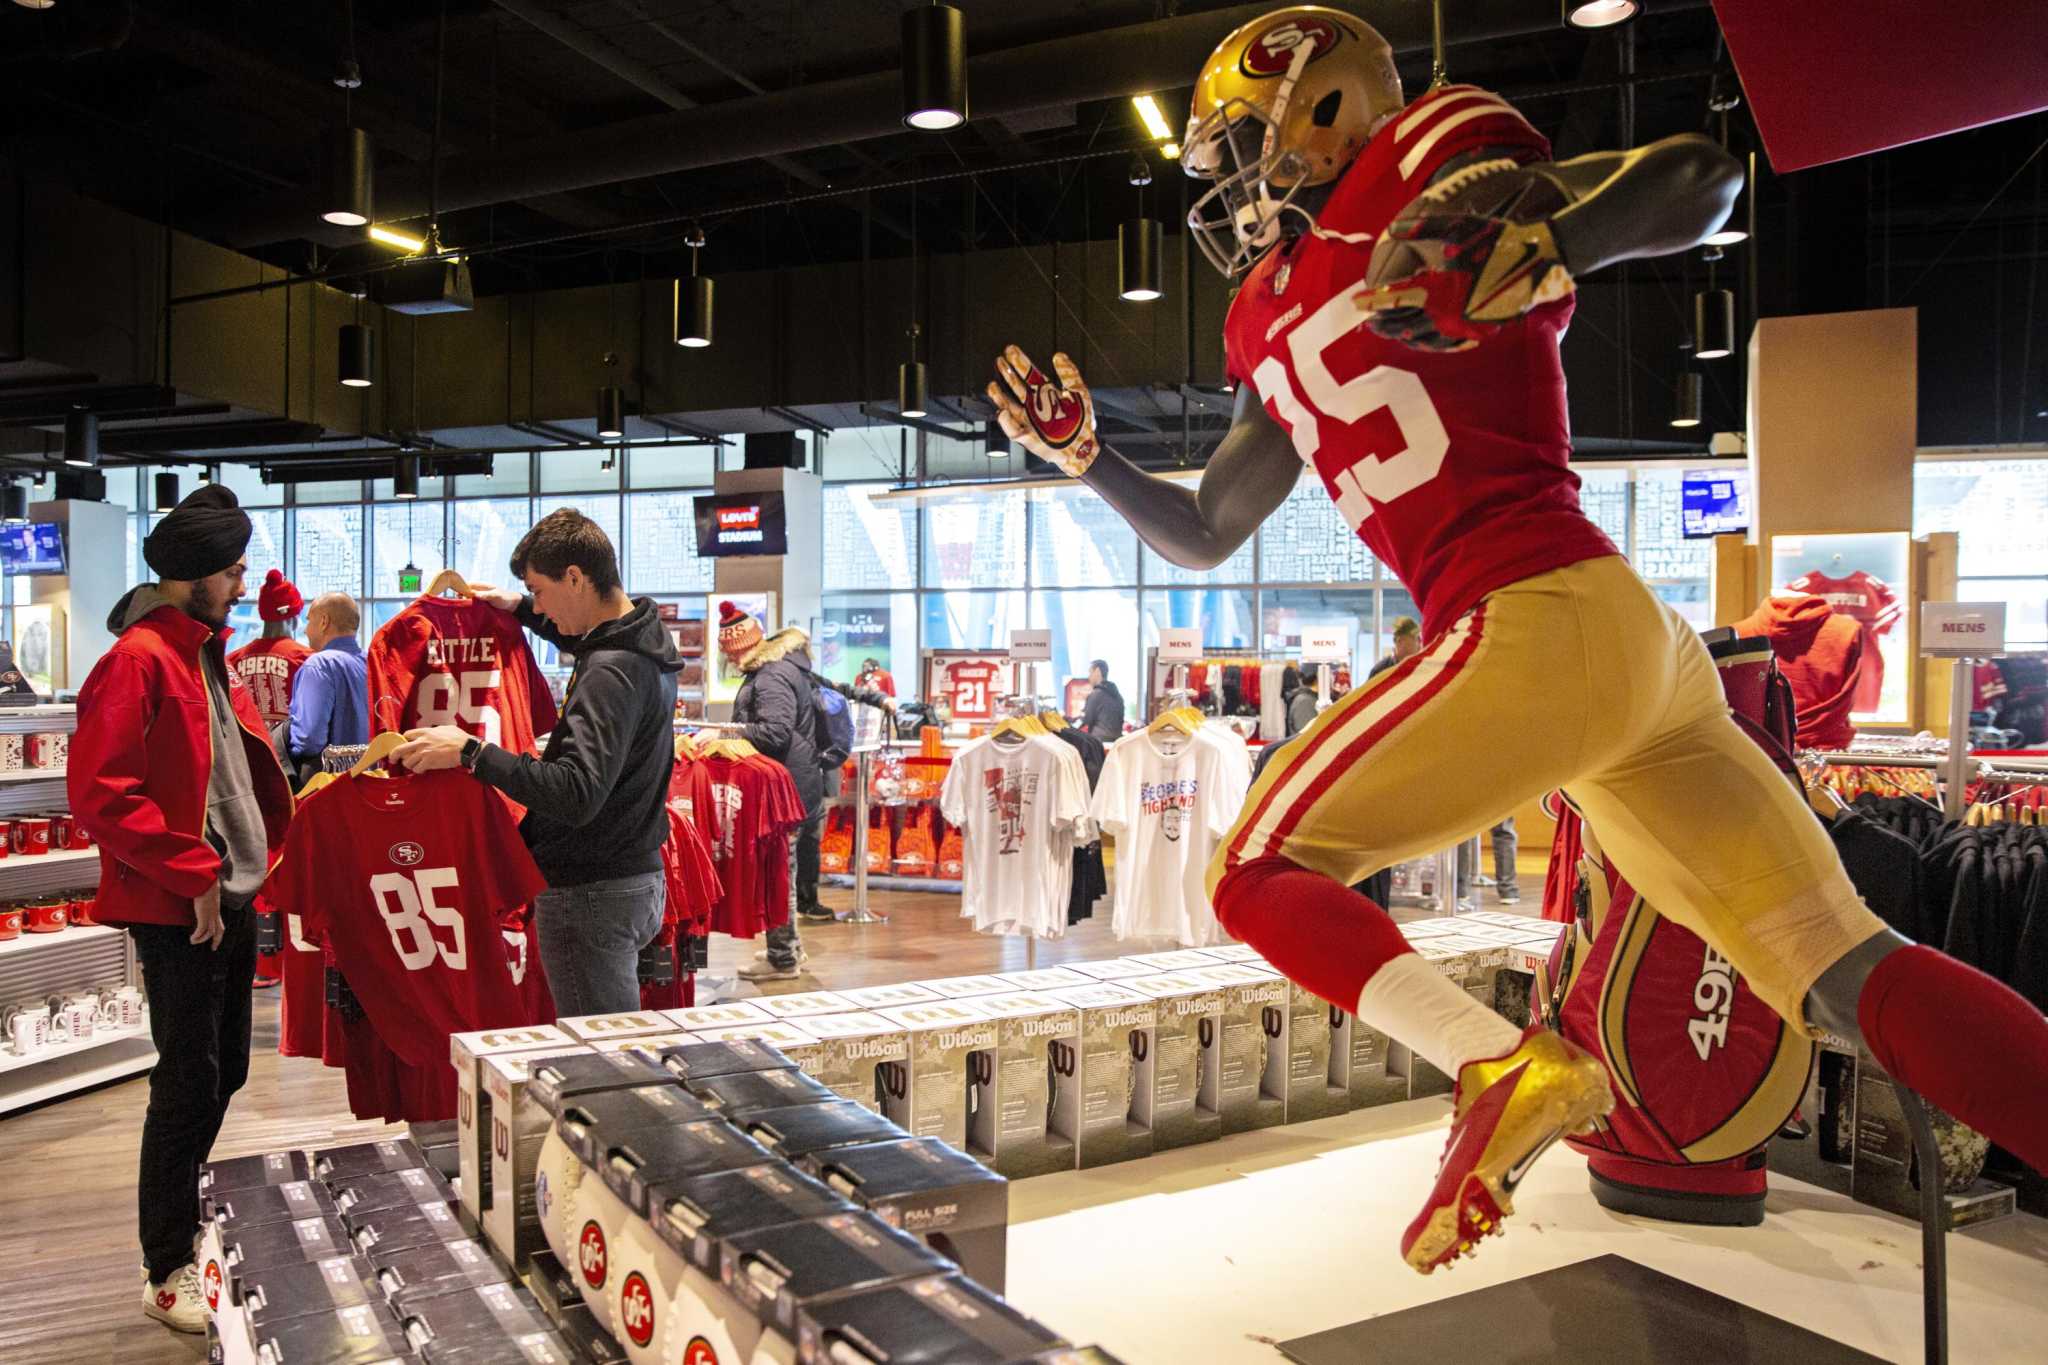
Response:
[1025,367,1088,451]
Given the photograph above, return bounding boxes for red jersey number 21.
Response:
[1251,283,1450,531]
[372,868,468,972]
[417,670,503,745]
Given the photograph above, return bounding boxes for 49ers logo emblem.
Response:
[202,1259,223,1310]
[389,841,425,867]
[683,1338,720,1365]
[578,1220,608,1289]
[619,1271,657,1347]
[1240,16,1342,78]
[1023,367,1087,450]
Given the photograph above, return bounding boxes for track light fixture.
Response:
[985,419,1008,458]
[899,360,929,419]
[154,472,179,512]
[1671,371,1703,428]
[322,127,374,227]
[1694,288,1736,360]
[1564,0,1639,27]
[597,386,625,440]
[201,463,221,485]
[339,323,374,387]
[62,408,98,467]
[674,275,714,349]
[393,453,419,499]
[902,3,967,131]
[1,483,26,524]
[1119,218,1163,302]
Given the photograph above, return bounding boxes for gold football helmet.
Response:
[1184,6,1404,276]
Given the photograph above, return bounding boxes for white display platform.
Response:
[1003,1098,2048,1364]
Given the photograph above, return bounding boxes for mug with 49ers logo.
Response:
[12,817,51,857]
[25,732,66,769]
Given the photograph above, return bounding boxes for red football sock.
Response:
[1858,945,2048,1173]
[1212,855,1415,1009]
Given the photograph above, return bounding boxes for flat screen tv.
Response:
[0,522,65,575]
[693,492,788,557]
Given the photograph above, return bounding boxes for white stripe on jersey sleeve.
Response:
[1394,87,1512,140]
[1397,99,1524,181]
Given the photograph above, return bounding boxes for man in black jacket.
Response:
[395,509,682,1015]
[1080,659,1125,744]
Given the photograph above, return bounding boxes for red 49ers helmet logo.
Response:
[619,1271,657,1347]
[682,1338,720,1365]
[1023,367,1087,451]
[578,1220,608,1289]
[203,1259,223,1310]
[1241,15,1342,78]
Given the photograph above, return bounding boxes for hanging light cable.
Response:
[902,3,967,131]
[1703,96,1751,247]
[900,186,927,417]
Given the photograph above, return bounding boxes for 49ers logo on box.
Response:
[683,1338,720,1365]
[1023,367,1087,450]
[578,1219,609,1289]
[618,1271,657,1347]
[1240,15,1342,77]
[202,1259,223,1311]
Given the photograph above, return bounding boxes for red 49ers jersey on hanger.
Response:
[368,596,560,753]
[1785,569,1901,713]
[1222,85,1618,640]
[227,635,312,728]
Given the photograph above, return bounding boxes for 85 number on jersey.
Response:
[372,868,469,972]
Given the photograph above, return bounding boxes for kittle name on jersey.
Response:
[424,636,501,667]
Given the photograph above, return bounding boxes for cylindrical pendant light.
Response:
[1118,217,1163,302]
[62,408,98,467]
[1694,288,1736,360]
[1,484,26,523]
[154,472,179,512]
[393,453,419,500]
[1564,0,1639,27]
[1671,371,1703,428]
[899,360,929,419]
[322,126,375,227]
[597,386,625,440]
[902,4,967,131]
[985,419,1008,457]
[674,276,714,348]
[339,323,374,387]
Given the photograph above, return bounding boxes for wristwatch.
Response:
[459,736,484,773]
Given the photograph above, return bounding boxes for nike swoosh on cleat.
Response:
[1501,1129,1558,1194]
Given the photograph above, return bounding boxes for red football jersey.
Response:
[267,769,547,1076]
[367,596,560,753]
[1785,570,1901,713]
[940,660,1006,723]
[1222,85,1618,639]
[692,753,804,938]
[227,636,311,728]
[277,897,327,1059]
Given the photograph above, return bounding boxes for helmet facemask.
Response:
[1185,98,1319,277]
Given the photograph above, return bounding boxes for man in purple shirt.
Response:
[286,593,369,780]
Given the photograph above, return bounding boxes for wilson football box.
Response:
[686,1064,841,1118]
[204,1177,339,1231]
[780,1011,908,1113]
[552,1302,628,1365]
[585,1031,693,1060]
[599,1117,775,1219]
[521,1247,580,1318]
[1851,1058,2017,1229]
[219,1214,355,1273]
[313,1137,430,1184]
[721,1211,953,1341]
[660,1000,777,1033]
[345,1197,473,1258]
[450,1025,580,1225]
[798,1273,1066,1365]
[200,1151,313,1197]
[231,1253,381,1332]
[398,1279,554,1356]
[373,1237,513,1315]
[554,1085,719,1168]
[330,1164,457,1219]
[653,1163,854,1279]
[804,1136,1010,1293]
[963,991,1080,1178]
[1179,964,1289,1134]
[873,1000,1000,1150]
[477,1048,626,1268]
[686,1019,828,1074]
[837,981,943,1010]
[1247,968,1349,1124]
[420,1328,580,1365]
[655,1037,800,1083]
[1331,1005,1407,1110]
[1123,949,1227,973]
[1043,983,1157,1168]
[1123,973,1227,1150]
[919,973,1017,1000]
[739,1101,911,1165]
[555,1010,682,1044]
[527,1049,689,1118]
[1062,958,1156,984]
[240,1300,410,1365]
[753,989,860,1020]
[993,966,1095,992]
[1193,943,1268,965]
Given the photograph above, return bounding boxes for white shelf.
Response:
[0,845,100,897]
[0,920,121,961]
[0,1029,155,1112]
[0,767,64,783]
[0,1019,151,1077]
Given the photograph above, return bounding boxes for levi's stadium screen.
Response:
[693,492,789,557]
[1680,472,1748,539]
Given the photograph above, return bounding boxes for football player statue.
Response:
[990,6,2048,1274]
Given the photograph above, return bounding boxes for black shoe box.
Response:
[522,1249,580,1317]
[248,1300,411,1365]
[684,1066,840,1118]
[232,1254,381,1331]
[370,1237,513,1314]
[737,1101,909,1162]
[721,1211,953,1337]
[600,1118,774,1218]
[221,1214,355,1271]
[797,1273,1067,1365]
[651,1162,854,1277]
[802,1137,1009,1293]
[314,1137,430,1183]
[347,1198,475,1257]
[656,1038,798,1083]
[551,1303,628,1365]
[555,1085,718,1167]
[204,1178,339,1230]
[398,1280,553,1353]
[528,1051,680,1118]
[331,1165,458,1217]
[200,1150,313,1196]
[420,1328,580,1365]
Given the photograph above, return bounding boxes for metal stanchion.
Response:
[1894,1082,1950,1365]
[1944,657,1973,821]
[1432,844,1458,916]
[836,746,888,925]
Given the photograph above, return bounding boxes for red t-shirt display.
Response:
[266,769,548,1121]
[1221,85,1619,639]
[1734,595,1865,749]
[367,596,560,752]
[678,752,804,939]
[1783,570,1900,713]
[227,635,311,729]
[277,903,327,1059]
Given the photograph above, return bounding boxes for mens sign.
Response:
[1920,601,2006,657]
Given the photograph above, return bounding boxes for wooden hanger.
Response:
[424,568,472,599]
[1147,705,1200,738]
[991,712,1044,743]
[347,730,409,777]
[1038,709,1068,731]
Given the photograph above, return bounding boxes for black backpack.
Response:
[801,668,855,769]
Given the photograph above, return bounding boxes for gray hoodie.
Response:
[109,585,270,909]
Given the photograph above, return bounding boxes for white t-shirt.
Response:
[939,732,1094,939]
[1092,726,1252,947]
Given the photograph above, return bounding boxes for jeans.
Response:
[768,810,824,968]
[533,870,665,1017]
[1457,820,1519,899]
[130,903,257,1282]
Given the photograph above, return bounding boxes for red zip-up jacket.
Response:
[69,597,294,928]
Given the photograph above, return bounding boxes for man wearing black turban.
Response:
[70,482,295,1334]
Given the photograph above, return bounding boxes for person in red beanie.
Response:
[1735,594,1864,749]
[227,570,311,732]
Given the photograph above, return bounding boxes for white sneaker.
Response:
[143,1262,207,1333]
[751,946,809,966]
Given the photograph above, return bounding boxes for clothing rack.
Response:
[320,743,369,774]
